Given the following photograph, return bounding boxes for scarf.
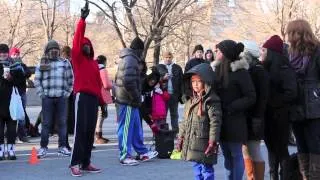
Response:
[289,53,310,75]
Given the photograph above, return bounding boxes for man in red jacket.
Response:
[69,1,103,177]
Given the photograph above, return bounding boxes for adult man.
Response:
[115,37,158,166]
[184,44,206,72]
[34,40,74,158]
[157,51,184,133]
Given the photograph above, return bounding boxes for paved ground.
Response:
[0,90,297,179]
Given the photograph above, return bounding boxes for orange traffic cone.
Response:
[29,147,39,165]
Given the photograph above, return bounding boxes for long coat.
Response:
[179,63,222,165]
[213,58,256,143]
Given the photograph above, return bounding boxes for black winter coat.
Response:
[156,63,184,99]
[246,57,269,140]
[184,58,207,72]
[115,48,142,107]
[0,59,25,118]
[213,59,256,143]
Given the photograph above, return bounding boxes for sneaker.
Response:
[19,136,30,143]
[58,146,71,157]
[81,164,102,173]
[139,151,158,162]
[7,144,16,160]
[37,147,48,158]
[0,144,5,161]
[70,165,82,177]
[120,157,139,166]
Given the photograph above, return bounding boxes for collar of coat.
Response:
[210,56,249,72]
[230,56,250,72]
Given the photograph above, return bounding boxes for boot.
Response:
[95,132,109,144]
[254,161,265,180]
[7,144,16,160]
[297,154,309,180]
[244,158,255,180]
[0,144,5,161]
[309,154,320,180]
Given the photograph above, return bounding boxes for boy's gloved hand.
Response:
[81,0,90,19]
[176,137,184,152]
[149,123,159,135]
[204,141,218,156]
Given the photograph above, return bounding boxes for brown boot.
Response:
[309,154,320,180]
[253,161,265,180]
[244,158,255,180]
[95,132,109,144]
[297,153,309,180]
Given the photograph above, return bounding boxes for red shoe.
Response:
[81,164,102,173]
[70,165,82,177]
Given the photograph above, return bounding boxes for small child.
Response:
[176,63,222,180]
[151,81,170,129]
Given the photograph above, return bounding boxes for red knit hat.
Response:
[9,47,20,56]
[262,35,283,54]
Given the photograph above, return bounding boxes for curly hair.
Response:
[286,19,320,56]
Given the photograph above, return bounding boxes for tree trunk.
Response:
[153,37,161,65]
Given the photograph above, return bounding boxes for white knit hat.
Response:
[241,40,260,58]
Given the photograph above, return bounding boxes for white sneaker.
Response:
[139,151,158,162]
[120,157,139,166]
[0,144,5,160]
[37,147,48,158]
[58,146,71,157]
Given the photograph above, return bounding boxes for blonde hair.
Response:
[286,19,320,56]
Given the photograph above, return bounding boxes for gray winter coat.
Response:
[115,48,142,107]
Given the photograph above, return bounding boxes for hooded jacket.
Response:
[179,63,222,165]
[115,48,142,107]
[184,58,207,72]
[71,18,103,103]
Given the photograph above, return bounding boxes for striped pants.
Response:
[117,104,148,161]
[70,93,98,167]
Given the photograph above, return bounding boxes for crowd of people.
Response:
[1,1,320,180]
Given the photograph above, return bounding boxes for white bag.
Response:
[9,87,25,121]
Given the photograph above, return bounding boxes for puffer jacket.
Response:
[179,63,222,165]
[115,48,142,107]
[213,58,256,143]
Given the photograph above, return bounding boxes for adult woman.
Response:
[260,35,297,180]
[212,40,256,180]
[287,19,320,179]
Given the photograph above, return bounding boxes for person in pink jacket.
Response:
[95,55,113,144]
[151,81,170,129]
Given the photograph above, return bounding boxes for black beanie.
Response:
[192,44,204,54]
[0,44,9,53]
[130,37,144,50]
[216,40,244,61]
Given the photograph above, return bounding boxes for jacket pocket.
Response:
[304,85,320,119]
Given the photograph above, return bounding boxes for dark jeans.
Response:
[0,117,17,144]
[292,119,320,154]
[40,96,68,148]
[166,95,179,131]
[220,142,244,180]
[17,93,27,139]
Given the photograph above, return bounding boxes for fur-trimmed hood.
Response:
[210,58,249,72]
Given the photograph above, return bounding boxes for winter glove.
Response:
[149,123,159,135]
[176,137,184,152]
[204,141,218,156]
[81,0,90,19]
